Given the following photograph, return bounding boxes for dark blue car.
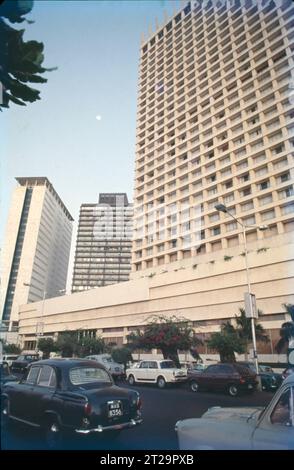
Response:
[238,362,283,391]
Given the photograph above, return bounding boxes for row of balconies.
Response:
[137,52,290,131]
[139,4,292,91]
[137,64,291,141]
[136,117,289,177]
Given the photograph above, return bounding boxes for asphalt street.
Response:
[1,382,272,450]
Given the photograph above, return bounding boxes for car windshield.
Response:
[160,361,176,369]
[69,367,112,387]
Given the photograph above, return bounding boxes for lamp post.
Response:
[214,204,268,378]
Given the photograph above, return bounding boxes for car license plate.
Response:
[248,384,253,389]
[108,400,123,418]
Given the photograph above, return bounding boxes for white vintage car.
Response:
[175,374,294,450]
[126,359,187,389]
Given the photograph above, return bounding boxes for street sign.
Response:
[244,292,258,318]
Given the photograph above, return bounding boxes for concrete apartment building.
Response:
[72,194,133,293]
[0,177,73,333]
[17,1,294,359]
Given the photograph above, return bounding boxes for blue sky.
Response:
[0,0,181,285]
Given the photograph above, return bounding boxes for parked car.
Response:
[1,359,142,448]
[238,362,283,391]
[1,355,19,368]
[188,363,258,397]
[126,359,187,389]
[282,367,294,380]
[11,354,40,373]
[0,362,18,388]
[84,354,125,380]
[176,374,294,449]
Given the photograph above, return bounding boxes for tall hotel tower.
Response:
[0,177,73,331]
[72,193,133,292]
[132,0,294,275]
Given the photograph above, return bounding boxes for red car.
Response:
[188,363,257,397]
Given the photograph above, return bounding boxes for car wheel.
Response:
[228,384,239,397]
[157,376,166,389]
[190,380,199,392]
[128,375,136,386]
[44,419,62,449]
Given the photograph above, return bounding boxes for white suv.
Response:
[126,359,187,389]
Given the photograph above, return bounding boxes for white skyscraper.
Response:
[0,177,73,331]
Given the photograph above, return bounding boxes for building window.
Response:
[241,201,254,212]
[211,226,221,236]
[226,221,237,232]
[243,215,256,226]
[279,186,294,199]
[223,193,234,203]
[281,203,294,215]
[209,213,220,222]
[241,187,251,197]
[259,194,273,206]
[259,180,270,190]
[261,209,275,221]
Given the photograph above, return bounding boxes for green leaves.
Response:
[0,0,34,24]
[276,304,294,353]
[0,1,55,109]
[207,328,245,363]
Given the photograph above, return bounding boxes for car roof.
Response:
[29,358,106,369]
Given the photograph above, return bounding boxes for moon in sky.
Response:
[96,115,102,121]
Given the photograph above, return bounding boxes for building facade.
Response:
[18,233,294,358]
[0,177,73,331]
[132,0,294,275]
[72,193,133,292]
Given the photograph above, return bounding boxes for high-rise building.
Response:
[72,193,133,292]
[0,177,73,331]
[132,0,294,275]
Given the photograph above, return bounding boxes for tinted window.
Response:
[205,365,221,374]
[69,367,111,385]
[26,366,40,384]
[220,365,234,374]
[37,366,56,388]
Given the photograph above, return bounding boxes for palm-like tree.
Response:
[276,304,294,354]
[225,309,269,361]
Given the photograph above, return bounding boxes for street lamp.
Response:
[215,204,268,377]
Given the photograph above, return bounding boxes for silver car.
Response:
[175,374,294,450]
